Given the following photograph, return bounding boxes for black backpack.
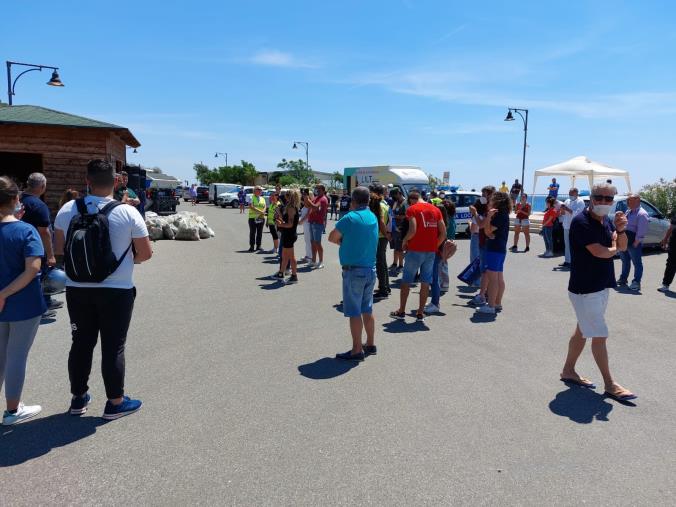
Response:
[64,198,131,283]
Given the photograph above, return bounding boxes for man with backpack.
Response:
[53,159,153,420]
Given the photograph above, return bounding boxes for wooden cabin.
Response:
[0,104,140,212]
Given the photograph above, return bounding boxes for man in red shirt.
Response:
[390,190,446,322]
[304,184,329,269]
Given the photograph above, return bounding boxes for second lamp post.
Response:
[504,107,529,196]
[292,141,309,171]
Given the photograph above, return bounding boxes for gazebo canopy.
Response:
[533,156,632,194]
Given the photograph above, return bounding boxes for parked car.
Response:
[443,190,481,236]
[217,186,253,208]
[146,187,178,215]
[209,183,239,205]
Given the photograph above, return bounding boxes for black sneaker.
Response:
[336,350,365,361]
[510,245,518,252]
[374,291,389,299]
[269,271,284,280]
[69,393,92,415]
[415,312,425,323]
[363,345,377,356]
[524,246,530,252]
[285,275,298,284]
[247,247,255,252]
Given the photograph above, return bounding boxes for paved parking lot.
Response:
[1,203,674,506]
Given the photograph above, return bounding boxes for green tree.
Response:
[639,177,676,218]
[428,173,440,189]
[277,158,316,186]
[194,162,217,185]
[278,174,296,187]
[331,170,343,190]
[202,160,259,186]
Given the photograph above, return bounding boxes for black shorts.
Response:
[268,224,279,240]
[281,233,297,249]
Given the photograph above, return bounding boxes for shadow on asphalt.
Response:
[662,290,676,299]
[39,316,57,325]
[298,357,359,379]
[235,249,255,253]
[469,312,496,323]
[549,386,614,423]
[457,285,478,293]
[613,287,642,296]
[0,414,106,466]
[258,281,285,290]
[381,319,428,333]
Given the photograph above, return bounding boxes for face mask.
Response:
[593,204,612,216]
[479,196,487,205]
[14,203,23,214]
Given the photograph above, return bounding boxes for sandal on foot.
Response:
[560,377,596,389]
[604,389,637,402]
[389,310,405,320]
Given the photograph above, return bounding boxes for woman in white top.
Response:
[298,193,312,262]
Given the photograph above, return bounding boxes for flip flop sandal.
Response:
[389,310,406,320]
[604,390,638,402]
[560,377,596,389]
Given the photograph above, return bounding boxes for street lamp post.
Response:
[6,60,64,105]
[504,107,529,197]
[214,152,228,167]
[292,141,309,172]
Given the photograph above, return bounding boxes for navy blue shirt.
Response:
[486,210,509,253]
[568,209,616,294]
[0,221,47,321]
[20,192,50,229]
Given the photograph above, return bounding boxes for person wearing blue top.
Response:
[0,176,46,426]
[547,177,560,199]
[329,186,378,361]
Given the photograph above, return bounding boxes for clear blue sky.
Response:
[3,1,676,192]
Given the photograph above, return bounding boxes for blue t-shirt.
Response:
[568,209,616,294]
[548,182,560,198]
[20,192,51,229]
[0,221,47,321]
[336,207,378,268]
[486,210,509,253]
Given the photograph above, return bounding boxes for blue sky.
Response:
[3,1,676,193]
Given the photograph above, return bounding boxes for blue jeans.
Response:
[543,227,553,252]
[402,251,435,284]
[620,232,643,283]
[341,267,376,317]
[430,255,441,306]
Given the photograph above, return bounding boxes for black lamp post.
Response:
[214,152,228,167]
[504,107,529,197]
[292,141,309,171]
[6,60,64,105]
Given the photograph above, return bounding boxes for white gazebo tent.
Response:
[532,156,632,195]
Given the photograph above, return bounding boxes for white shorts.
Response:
[568,289,609,338]
[514,218,530,227]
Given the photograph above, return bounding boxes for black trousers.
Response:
[664,237,676,286]
[66,287,135,399]
[376,237,390,293]
[249,218,264,248]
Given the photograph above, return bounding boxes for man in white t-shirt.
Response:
[559,187,586,267]
[54,159,152,420]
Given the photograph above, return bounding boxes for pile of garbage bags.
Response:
[145,211,215,241]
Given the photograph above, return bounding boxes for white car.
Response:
[443,191,481,236]
[217,187,254,208]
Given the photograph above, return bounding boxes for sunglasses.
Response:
[591,194,614,203]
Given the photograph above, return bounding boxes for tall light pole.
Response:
[214,152,228,167]
[292,141,309,172]
[504,107,528,197]
[6,60,64,105]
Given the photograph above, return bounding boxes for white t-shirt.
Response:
[55,196,149,289]
[561,197,586,230]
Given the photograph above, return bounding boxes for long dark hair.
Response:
[490,191,512,214]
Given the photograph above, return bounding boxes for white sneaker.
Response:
[315,263,324,270]
[476,305,496,314]
[2,402,42,426]
[424,303,440,314]
[658,284,670,293]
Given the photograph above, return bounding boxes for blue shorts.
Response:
[342,267,376,317]
[485,250,507,272]
[401,251,435,284]
[309,223,324,243]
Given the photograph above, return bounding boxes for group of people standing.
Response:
[1,160,152,426]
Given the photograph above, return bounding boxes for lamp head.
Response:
[292,143,298,150]
[47,70,64,87]
[504,110,514,121]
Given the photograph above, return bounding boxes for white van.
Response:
[209,183,238,204]
[343,166,430,197]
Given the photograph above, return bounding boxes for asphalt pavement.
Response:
[1,203,675,506]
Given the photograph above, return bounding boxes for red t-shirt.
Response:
[308,195,328,224]
[405,202,443,252]
[542,208,558,228]
[516,203,531,220]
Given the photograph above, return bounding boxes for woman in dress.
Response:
[274,189,300,284]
